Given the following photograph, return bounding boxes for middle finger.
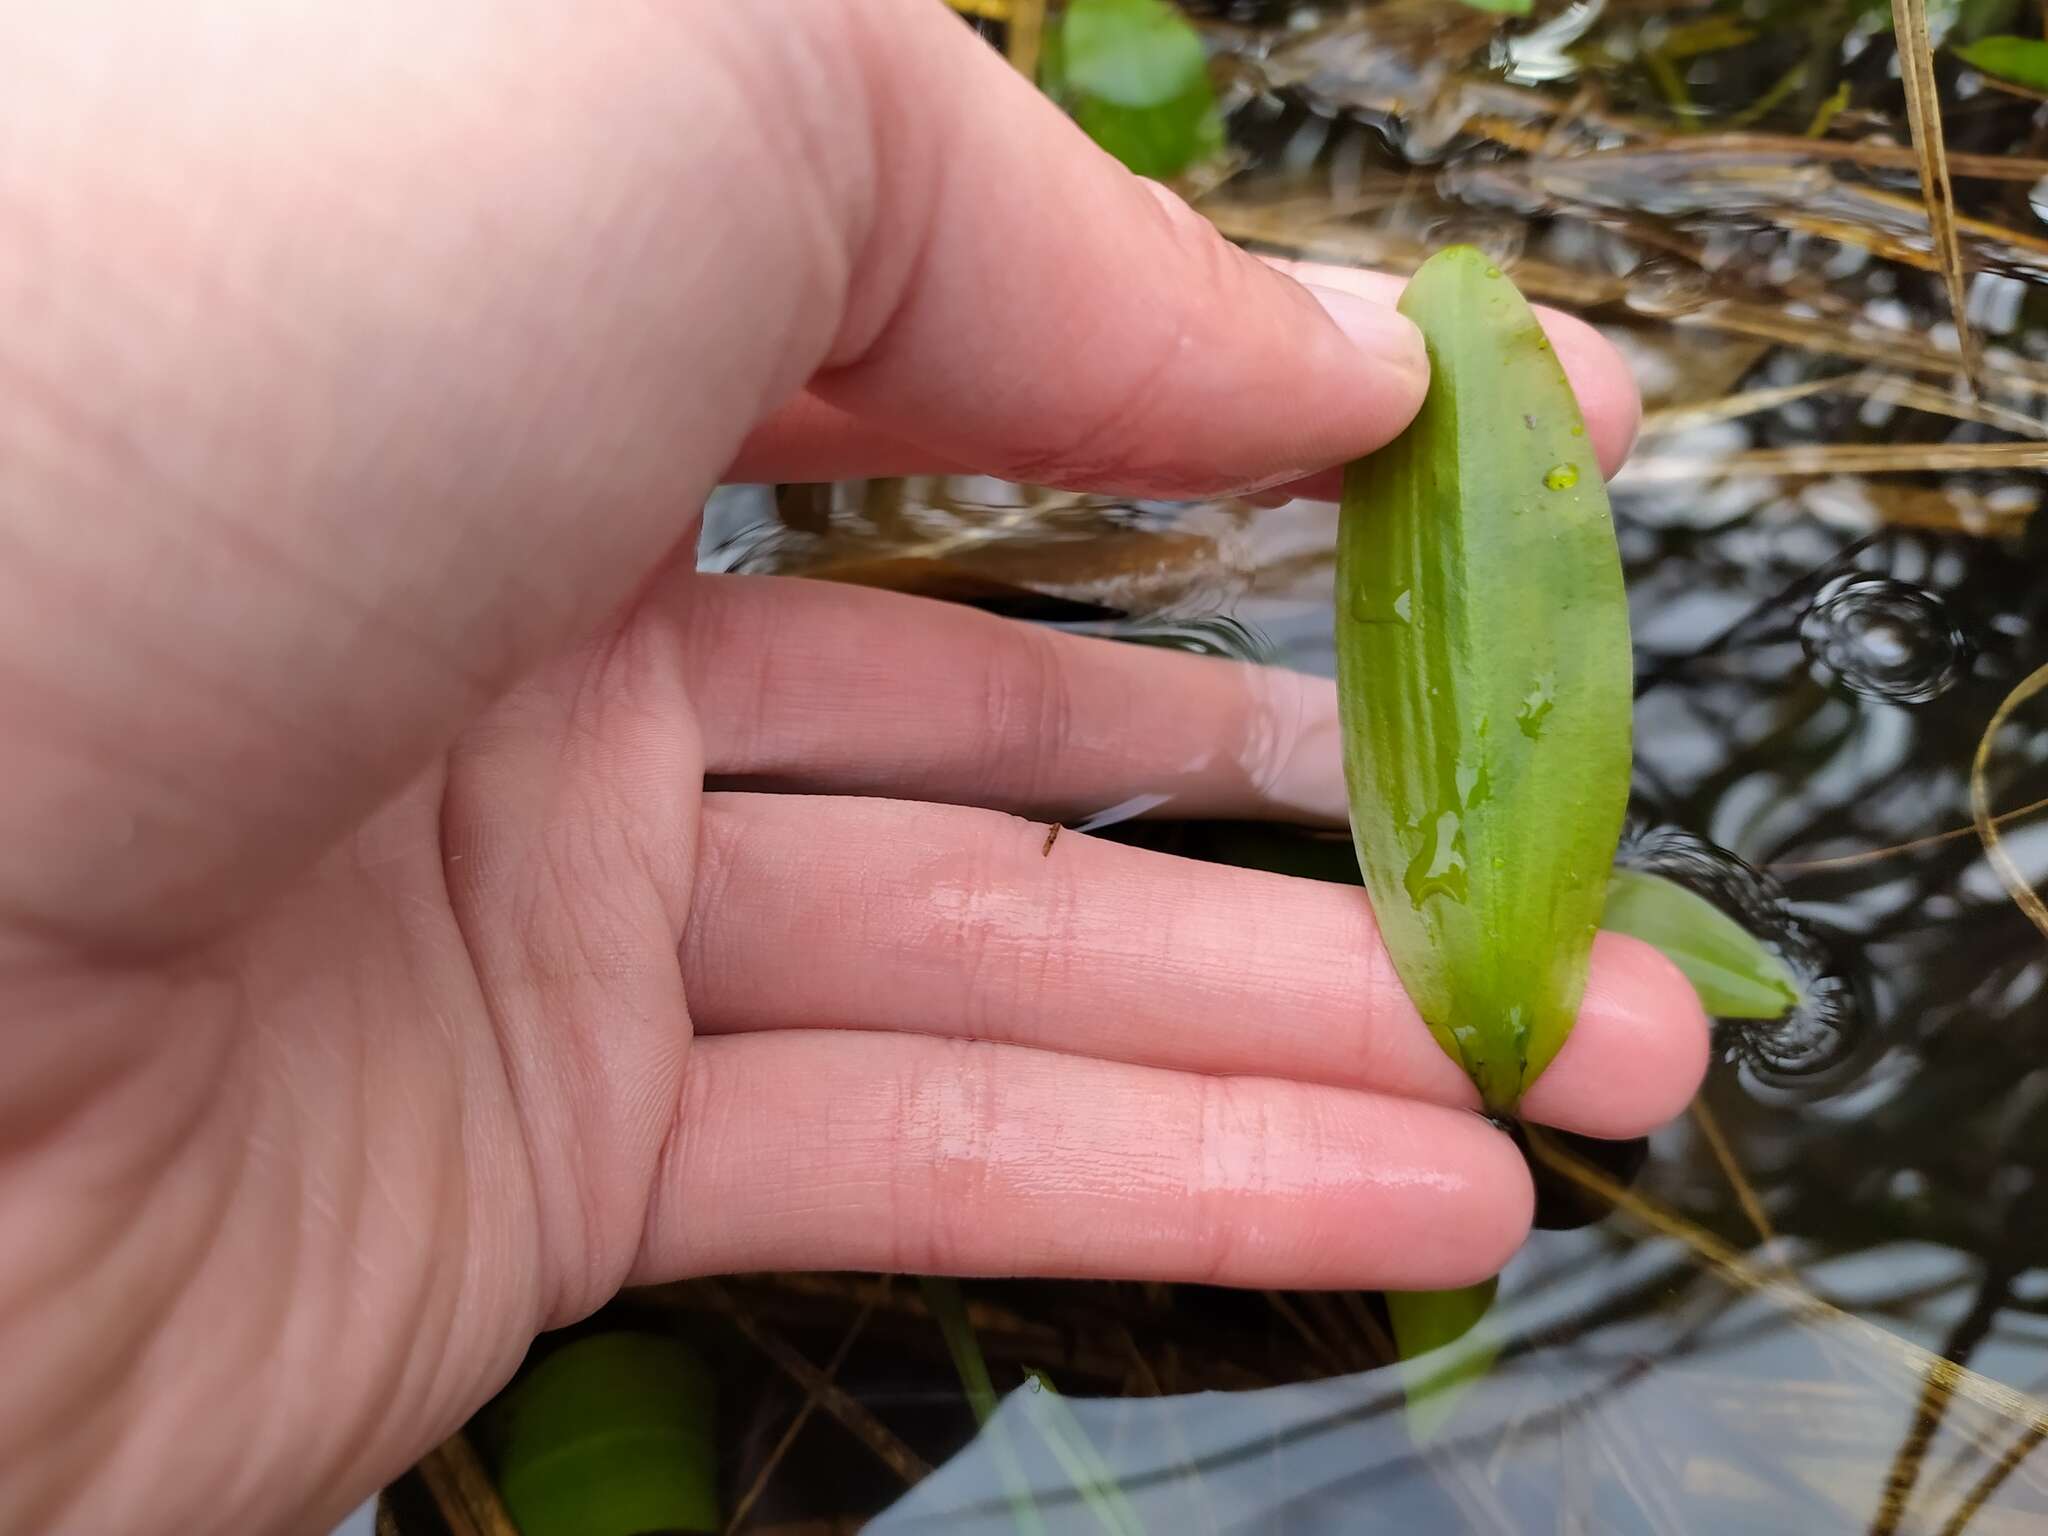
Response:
[683,792,1708,1138]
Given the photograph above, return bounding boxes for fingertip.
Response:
[1455,1119,1539,1284]
[1349,1104,1534,1290]
[1300,281,1430,410]
[1519,931,1711,1138]
[1263,258,1640,483]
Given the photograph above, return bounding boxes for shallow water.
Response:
[433,4,2048,1532]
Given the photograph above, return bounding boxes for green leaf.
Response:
[1953,34,2048,90]
[922,1277,1049,1536]
[1387,1279,1501,1442]
[1457,0,1533,14]
[483,1332,719,1536]
[1336,248,1633,1112]
[1018,1373,1148,1536]
[1045,0,1224,179]
[1602,866,1801,1019]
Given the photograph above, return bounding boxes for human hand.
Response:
[0,2,1704,1531]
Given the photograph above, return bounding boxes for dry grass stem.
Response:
[414,1433,519,1536]
[1887,0,1982,388]
[1971,663,2048,944]
[1623,442,2048,481]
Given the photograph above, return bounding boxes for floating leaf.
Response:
[1387,1279,1501,1442]
[482,1332,718,1536]
[1043,0,1224,179]
[1953,34,2048,91]
[1601,867,1802,1020]
[1336,248,1632,1111]
[922,1277,1049,1536]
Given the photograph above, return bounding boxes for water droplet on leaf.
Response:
[1454,753,1491,808]
[1352,585,1417,627]
[1544,463,1579,490]
[1517,676,1556,738]
[1404,810,1469,908]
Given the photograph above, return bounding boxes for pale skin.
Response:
[0,3,1710,1532]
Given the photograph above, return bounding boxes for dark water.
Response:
[438,5,2048,1533]
[676,457,2048,1536]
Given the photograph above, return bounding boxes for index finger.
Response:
[728,256,1642,496]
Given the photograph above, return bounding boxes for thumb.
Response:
[784,0,1427,497]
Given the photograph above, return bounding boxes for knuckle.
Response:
[971,624,1076,808]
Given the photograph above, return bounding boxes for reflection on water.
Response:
[678,3,2048,1532]
[1616,823,1863,1085]
[689,438,2048,1527]
[1800,573,1973,706]
[868,1235,2048,1535]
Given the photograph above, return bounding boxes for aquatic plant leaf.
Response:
[1044,0,1224,179]
[1953,35,2048,90]
[1602,867,1801,1020]
[1019,1373,1148,1536]
[482,1332,719,1536]
[1336,247,1632,1111]
[1387,1279,1501,1442]
[1458,0,1533,14]
[922,1277,1050,1535]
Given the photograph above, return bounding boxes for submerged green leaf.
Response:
[1602,867,1801,1019]
[1387,1279,1501,1442]
[1019,1373,1148,1536]
[1337,248,1632,1111]
[1044,0,1224,179]
[1953,34,2048,91]
[483,1332,719,1536]
[921,1277,1049,1536]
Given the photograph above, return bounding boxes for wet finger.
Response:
[636,1029,1533,1289]
[1259,259,1641,496]
[667,572,1350,826]
[683,794,1711,1140]
[725,260,1640,498]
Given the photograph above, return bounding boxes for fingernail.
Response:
[1305,282,1428,385]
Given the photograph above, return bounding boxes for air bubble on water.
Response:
[1615,825,1864,1088]
[1798,573,1971,705]
[1622,257,1712,317]
[2030,174,2048,226]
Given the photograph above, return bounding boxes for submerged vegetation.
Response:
[388,0,2048,1530]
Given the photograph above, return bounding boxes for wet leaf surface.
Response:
[1603,866,1803,1019]
[1336,248,1632,1111]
